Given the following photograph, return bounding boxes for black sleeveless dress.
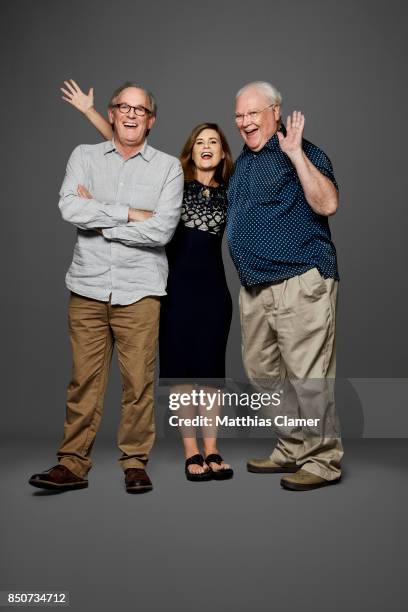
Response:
[159,179,232,381]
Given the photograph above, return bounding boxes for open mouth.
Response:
[201,152,213,159]
[245,128,259,137]
[123,122,138,129]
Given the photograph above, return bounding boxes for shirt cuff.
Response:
[109,204,129,225]
[102,227,116,239]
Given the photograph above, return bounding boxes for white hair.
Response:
[236,81,282,106]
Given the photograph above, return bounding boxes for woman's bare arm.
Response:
[61,79,113,141]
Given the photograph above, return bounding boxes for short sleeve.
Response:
[303,140,338,191]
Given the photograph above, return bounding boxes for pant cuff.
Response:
[299,462,341,481]
[58,458,89,479]
[269,449,297,466]
[120,459,147,471]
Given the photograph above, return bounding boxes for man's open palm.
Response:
[277,111,305,156]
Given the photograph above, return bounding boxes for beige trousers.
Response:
[240,267,343,480]
[57,293,160,478]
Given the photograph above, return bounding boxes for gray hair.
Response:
[108,81,157,116]
[236,81,282,106]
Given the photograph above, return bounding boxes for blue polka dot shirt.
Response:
[227,132,339,287]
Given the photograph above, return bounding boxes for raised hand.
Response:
[61,79,94,114]
[277,111,305,158]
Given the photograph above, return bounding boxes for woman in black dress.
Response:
[60,80,234,481]
[160,123,234,480]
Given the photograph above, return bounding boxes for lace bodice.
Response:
[180,180,228,237]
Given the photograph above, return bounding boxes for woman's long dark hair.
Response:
[180,122,234,185]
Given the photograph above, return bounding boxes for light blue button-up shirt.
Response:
[58,139,184,305]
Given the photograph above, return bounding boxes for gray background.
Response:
[2,0,408,437]
[1,1,407,611]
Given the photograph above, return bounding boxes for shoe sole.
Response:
[126,485,153,494]
[247,464,298,474]
[211,470,234,480]
[185,471,213,482]
[28,479,88,491]
[280,477,341,491]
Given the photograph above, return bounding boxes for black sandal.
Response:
[205,454,234,480]
[185,454,213,482]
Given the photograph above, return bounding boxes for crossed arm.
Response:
[59,145,184,247]
[101,166,184,247]
[58,146,129,230]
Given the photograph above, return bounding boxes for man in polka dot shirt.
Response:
[227,81,343,491]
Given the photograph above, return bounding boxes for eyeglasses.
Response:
[234,104,275,125]
[112,103,152,116]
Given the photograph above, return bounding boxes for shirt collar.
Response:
[262,132,281,153]
[103,139,155,161]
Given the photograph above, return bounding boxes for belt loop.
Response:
[277,277,288,309]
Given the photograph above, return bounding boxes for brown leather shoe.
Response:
[247,457,298,473]
[28,465,88,491]
[281,469,341,491]
[124,468,153,494]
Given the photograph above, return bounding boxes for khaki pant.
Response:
[57,293,160,478]
[240,268,343,480]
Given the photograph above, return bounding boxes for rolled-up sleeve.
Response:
[102,161,184,247]
[58,146,129,230]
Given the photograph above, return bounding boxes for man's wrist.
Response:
[128,209,154,222]
[286,149,305,165]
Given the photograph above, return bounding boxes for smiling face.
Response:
[108,87,156,151]
[191,128,225,172]
[235,86,281,152]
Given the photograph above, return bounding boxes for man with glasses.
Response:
[29,83,184,493]
[227,81,343,491]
